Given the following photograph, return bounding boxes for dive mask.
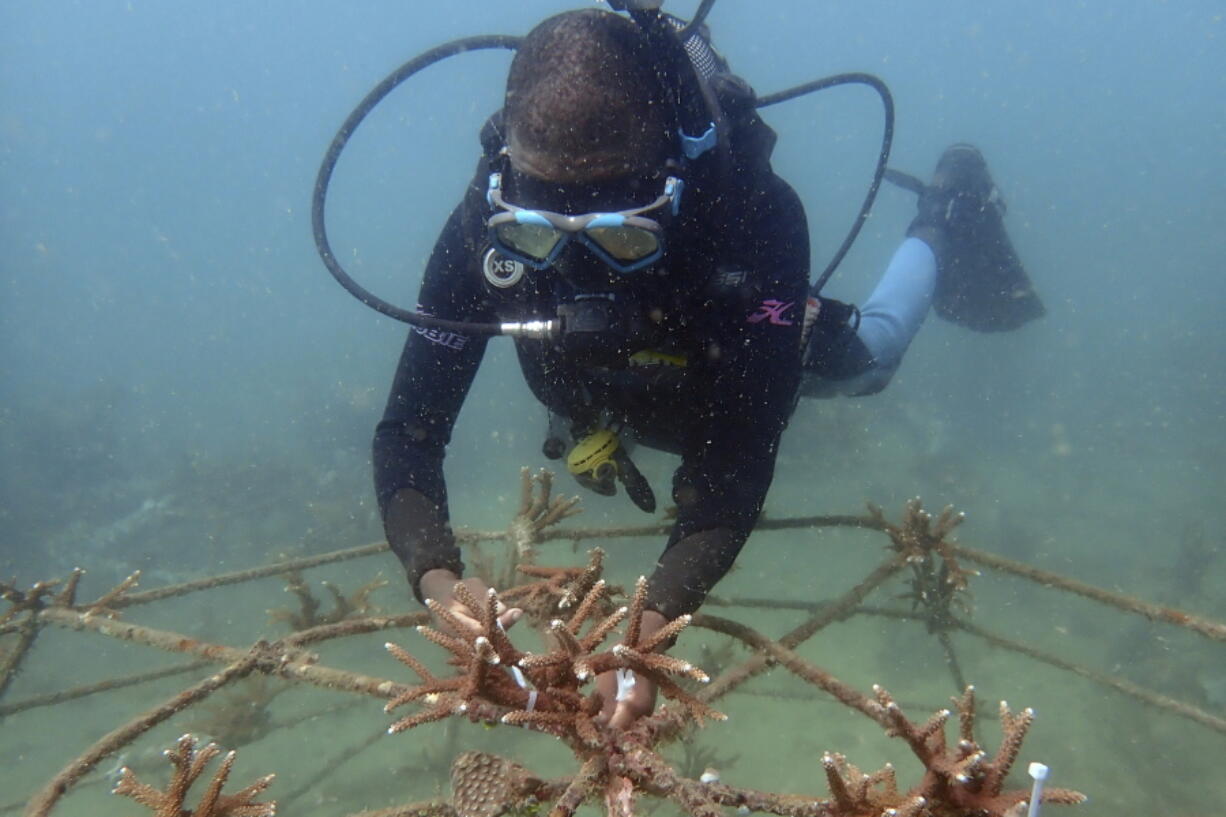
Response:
[486,173,682,274]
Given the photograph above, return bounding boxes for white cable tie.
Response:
[1026,762,1049,817]
[526,690,538,712]
[615,668,636,702]
[510,665,528,688]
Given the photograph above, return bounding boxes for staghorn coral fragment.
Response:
[865,684,1085,816]
[84,571,142,619]
[622,576,649,649]
[269,569,387,632]
[564,578,608,632]
[380,552,729,801]
[507,468,583,561]
[820,752,903,815]
[111,733,275,816]
[379,547,1085,817]
[578,604,628,652]
[504,548,612,626]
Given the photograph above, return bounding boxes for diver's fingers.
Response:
[608,701,637,731]
[437,608,483,638]
[497,607,523,630]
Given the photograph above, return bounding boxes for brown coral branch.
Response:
[0,577,60,627]
[52,568,85,607]
[638,613,692,654]
[560,548,606,610]
[82,570,141,618]
[268,570,318,630]
[622,576,649,649]
[506,469,583,562]
[565,578,608,632]
[874,685,1084,815]
[986,701,1033,793]
[284,611,429,648]
[578,603,626,651]
[548,755,605,817]
[0,613,40,701]
[268,570,388,632]
[517,466,535,518]
[112,734,275,817]
[24,655,260,817]
[384,641,442,685]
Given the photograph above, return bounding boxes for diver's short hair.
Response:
[505,9,674,181]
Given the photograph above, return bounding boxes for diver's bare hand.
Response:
[595,609,668,729]
[419,570,522,636]
[596,667,659,730]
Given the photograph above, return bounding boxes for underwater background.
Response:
[1,1,1223,815]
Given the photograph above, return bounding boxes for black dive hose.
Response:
[312,28,893,328]
[757,72,895,296]
[626,7,733,194]
[311,34,521,336]
[677,0,719,40]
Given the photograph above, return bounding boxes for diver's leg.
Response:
[856,236,937,371]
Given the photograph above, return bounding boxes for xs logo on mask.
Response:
[747,299,795,326]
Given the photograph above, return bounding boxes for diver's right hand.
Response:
[418,570,522,637]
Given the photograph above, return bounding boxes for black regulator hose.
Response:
[311,35,522,336]
[757,72,895,296]
[677,0,719,40]
[314,29,894,326]
[626,7,733,192]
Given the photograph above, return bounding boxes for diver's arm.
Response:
[374,198,492,601]
[643,175,808,619]
[801,237,936,397]
[644,331,799,619]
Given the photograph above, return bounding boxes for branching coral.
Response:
[859,685,1086,816]
[505,467,582,562]
[383,559,727,817]
[872,499,975,632]
[379,541,1084,817]
[1,568,140,623]
[267,569,387,631]
[470,468,584,605]
[500,547,615,627]
[384,568,713,742]
[111,733,275,816]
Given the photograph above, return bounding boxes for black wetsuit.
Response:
[374,121,810,619]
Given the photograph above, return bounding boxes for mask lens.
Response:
[495,222,564,262]
[586,226,660,262]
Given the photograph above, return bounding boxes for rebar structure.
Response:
[2,468,1222,817]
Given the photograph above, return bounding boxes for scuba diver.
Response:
[352,5,1043,729]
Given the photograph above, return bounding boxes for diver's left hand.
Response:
[595,609,669,730]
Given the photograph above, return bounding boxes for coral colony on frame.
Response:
[7,467,1224,816]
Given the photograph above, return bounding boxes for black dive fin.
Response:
[884,168,926,196]
[905,144,1045,333]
